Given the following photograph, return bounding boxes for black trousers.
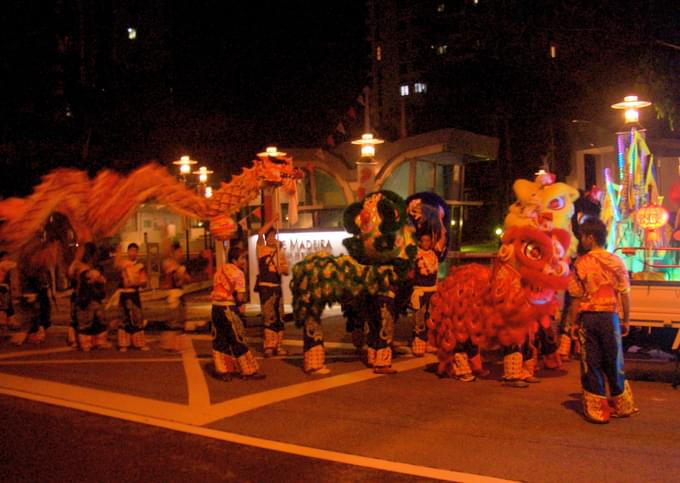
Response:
[212,305,249,358]
[120,291,143,333]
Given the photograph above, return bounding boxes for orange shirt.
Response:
[568,248,630,312]
[211,263,245,304]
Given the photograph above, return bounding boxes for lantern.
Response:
[210,214,237,241]
[635,203,669,245]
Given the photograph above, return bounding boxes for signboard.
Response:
[247,229,349,305]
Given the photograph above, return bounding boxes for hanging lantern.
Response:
[635,203,669,230]
[210,214,237,241]
[635,203,669,245]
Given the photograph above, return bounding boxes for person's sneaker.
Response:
[373,366,398,375]
[524,376,541,384]
[503,379,529,388]
[119,347,128,353]
[241,372,266,380]
[138,345,150,352]
[457,373,476,383]
[275,348,289,356]
[209,370,232,382]
[263,349,274,358]
[306,366,331,375]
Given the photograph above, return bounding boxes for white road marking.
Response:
[181,339,211,409]
[0,372,209,425]
[0,346,73,360]
[0,385,515,483]
[201,355,436,423]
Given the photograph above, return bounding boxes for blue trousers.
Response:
[578,311,626,397]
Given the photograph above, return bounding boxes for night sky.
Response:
[0,1,368,196]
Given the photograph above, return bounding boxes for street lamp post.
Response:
[352,133,384,200]
[173,155,200,263]
[193,166,214,250]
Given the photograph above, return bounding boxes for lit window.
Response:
[549,43,557,59]
[436,45,448,55]
[414,82,427,94]
[437,3,446,12]
[127,27,137,40]
[376,46,382,61]
[400,85,410,96]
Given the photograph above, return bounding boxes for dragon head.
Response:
[497,225,571,306]
[342,191,413,265]
[255,154,303,188]
[504,174,579,256]
[341,190,450,267]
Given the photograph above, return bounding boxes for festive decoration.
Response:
[429,173,573,382]
[291,190,449,374]
[0,156,301,275]
[635,203,669,245]
[504,172,579,255]
[635,203,669,231]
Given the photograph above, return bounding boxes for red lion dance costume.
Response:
[428,225,571,386]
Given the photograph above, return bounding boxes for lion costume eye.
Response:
[548,197,565,210]
[523,242,543,260]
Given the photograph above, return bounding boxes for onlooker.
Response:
[568,218,638,423]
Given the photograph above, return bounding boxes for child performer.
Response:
[568,218,638,424]
[410,232,438,357]
[211,245,265,381]
[116,243,149,351]
[256,216,289,357]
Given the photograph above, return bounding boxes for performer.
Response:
[73,243,111,351]
[67,245,87,348]
[20,265,56,345]
[211,246,265,381]
[410,232,438,357]
[256,216,289,357]
[568,218,638,423]
[366,291,398,375]
[160,242,191,350]
[0,251,17,331]
[559,187,603,359]
[116,242,149,351]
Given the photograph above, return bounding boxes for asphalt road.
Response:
[1,290,679,482]
[0,395,431,483]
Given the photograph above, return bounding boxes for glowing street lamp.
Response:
[352,133,384,200]
[204,186,213,199]
[610,95,651,125]
[351,133,384,157]
[172,155,197,180]
[193,166,214,185]
[257,146,287,158]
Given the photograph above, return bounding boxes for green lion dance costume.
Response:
[290,190,449,375]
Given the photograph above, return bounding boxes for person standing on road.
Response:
[116,243,149,352]
[410,232,438,357]
[73,242,111,351]
[0,251,17,331]
[256,215,289,358]
[568,218,638,424]
[211,245,265,381]
[160,242,191,350]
